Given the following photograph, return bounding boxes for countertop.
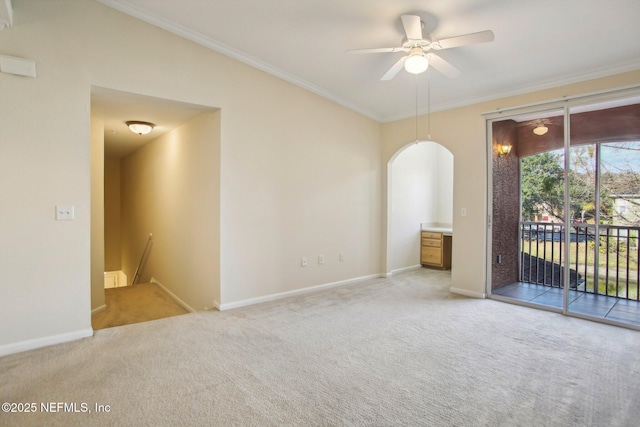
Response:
[421,223,453,236]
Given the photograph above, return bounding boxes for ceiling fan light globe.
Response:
[404,54,429,74]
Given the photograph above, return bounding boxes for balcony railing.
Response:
[520,222,640,301]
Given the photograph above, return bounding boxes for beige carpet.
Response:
[2,268,640,426]
[92,283,189,330]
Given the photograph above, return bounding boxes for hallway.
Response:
[92,283,189,330]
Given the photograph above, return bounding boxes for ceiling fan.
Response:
[347,14,494,80]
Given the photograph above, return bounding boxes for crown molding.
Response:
[381,59,640,123]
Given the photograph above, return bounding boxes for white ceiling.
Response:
[87,0,640,157]
[98,0,640,123]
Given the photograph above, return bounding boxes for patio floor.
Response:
[492,282,640,328]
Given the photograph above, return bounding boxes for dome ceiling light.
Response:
[126,121,155,135]
[533,124,549,135]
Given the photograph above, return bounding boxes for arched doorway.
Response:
[387,140,454,275]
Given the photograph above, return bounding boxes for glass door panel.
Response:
[566,97,640,326]
[566,143,596,312]
[490,109,567,309]
[600,142,640,301]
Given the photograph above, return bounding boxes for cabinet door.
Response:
[421,246,443,266]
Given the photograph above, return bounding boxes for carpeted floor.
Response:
[92,283,189,330]
[1,268,640,426]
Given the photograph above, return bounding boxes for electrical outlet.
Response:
[55,205,74,220]
[339,253,344,262]
[318,255,325,265]
[301,257,308,267]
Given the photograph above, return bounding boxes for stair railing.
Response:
[131,233,153,286]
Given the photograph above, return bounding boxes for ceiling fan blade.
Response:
[346,47,406,54]
[427,54,461,78]
[436,30,494,50]
[401,15,423,40]
[380,56,408,81]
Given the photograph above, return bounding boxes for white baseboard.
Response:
[91,304,107,315]
[150,277,196,313]
[0,329,93,357]
[218,273,382,311]
[450,287,487,299]
[389,264,422,276]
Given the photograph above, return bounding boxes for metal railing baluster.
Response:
[616,228,620,298]
[626,231,631,299]
[605,227,610,296]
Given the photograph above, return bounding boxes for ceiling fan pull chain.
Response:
[415,75,419,143]
[427,76,431,140]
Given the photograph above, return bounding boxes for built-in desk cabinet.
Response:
[421,231,452,270]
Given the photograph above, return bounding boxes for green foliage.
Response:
[521,146,621,223]
[520,151,564,221]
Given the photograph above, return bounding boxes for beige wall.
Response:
[219,88,382,306]
[120,111,220,310]
[104,156,121,272]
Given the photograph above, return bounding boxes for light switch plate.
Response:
[56,205,74,221]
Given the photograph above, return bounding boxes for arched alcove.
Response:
[387,140,454,274]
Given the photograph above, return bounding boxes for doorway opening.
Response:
[90,87,221,329]
[387,140,454,275]
[487,87,640,330]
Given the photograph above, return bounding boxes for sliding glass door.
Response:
[488,89,640,329]
[566,99,640,323]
